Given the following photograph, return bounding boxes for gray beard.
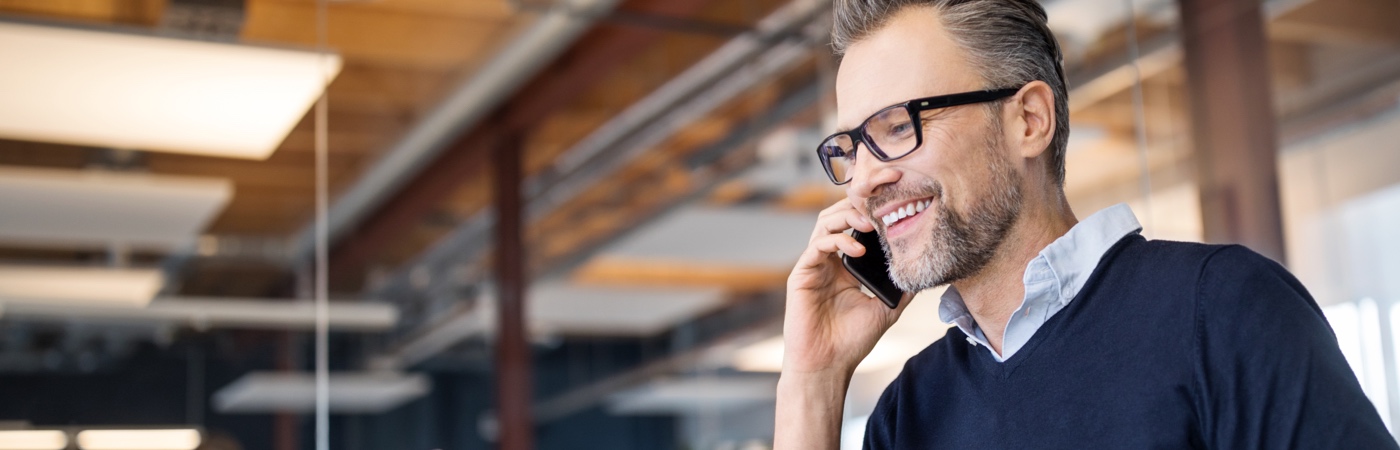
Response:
[874,154,1023,293]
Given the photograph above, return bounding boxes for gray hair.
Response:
[832,0,1069,187]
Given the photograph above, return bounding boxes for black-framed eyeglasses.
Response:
[815,87,1021,185]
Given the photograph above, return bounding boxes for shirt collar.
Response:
[937,203,1142,333]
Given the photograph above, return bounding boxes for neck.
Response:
[952,191,1076,355]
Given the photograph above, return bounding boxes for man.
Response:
[775,0,1396,448]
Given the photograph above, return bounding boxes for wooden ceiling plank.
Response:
[242,0,515,70]
[253,0,517,22]
[0,0,163,26]
[327,0,723,280]
[1270,0,1400,46]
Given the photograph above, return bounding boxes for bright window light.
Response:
[0,430,68,450]
[840,415,869,450]
[76,429,200,450]
[1326,298,1392,431]
[0,22,339,160]
[1358,298,1390,430]
[732,335,784,373]
[0,266,163,307]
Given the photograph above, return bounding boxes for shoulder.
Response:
[1112,237,1234,271]
[1192,244,1327,338]
[1083,237,1236,296]
[1194,245,1316,312]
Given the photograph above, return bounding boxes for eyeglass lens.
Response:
[819,106,919,184]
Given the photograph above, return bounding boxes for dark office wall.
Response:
[0,333,680,450]
[0,338,274,450]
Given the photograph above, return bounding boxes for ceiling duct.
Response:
[159,0,246,41]
[377,0,830,301]
[290,0,623,263]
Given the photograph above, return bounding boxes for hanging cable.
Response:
[1124,0,1153,234]
[314,0,331,448]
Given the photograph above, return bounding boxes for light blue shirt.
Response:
[938,203,1143,362]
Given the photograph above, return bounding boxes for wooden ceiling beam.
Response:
[241,0,517,70]
[0,0,163,26]
[1269,0,1400,46]
[326,0,722,284]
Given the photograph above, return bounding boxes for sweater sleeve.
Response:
[1194,246,1396,449]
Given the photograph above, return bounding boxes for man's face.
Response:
[836,7,1023,291]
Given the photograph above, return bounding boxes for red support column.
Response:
[1178,0,1287,262]
[494,129,533,450]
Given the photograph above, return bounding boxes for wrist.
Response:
[777,369,853,408]
[775,368,851,450]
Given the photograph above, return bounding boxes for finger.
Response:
[796,233,865,271]
[811,207,875,240]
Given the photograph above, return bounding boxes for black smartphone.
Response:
[842,229,905,309]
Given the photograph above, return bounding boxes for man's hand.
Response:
[775,198,911,450]
[785,198,910,377]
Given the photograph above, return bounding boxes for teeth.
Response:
[882,199,931,228]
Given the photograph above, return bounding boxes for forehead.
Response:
[834,6,982,130]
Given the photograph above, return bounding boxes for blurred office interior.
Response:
[0,0,1397,448]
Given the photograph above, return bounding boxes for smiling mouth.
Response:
[881,198,933,227]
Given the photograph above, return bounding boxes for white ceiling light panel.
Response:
[607,376,779,415]
[598,206,817,269]
[529,284,727,336]
[75,429,200,450]
[214,372,430,414]
[0,266,163,307]
[0,430,68,450]
[0,166,231,249]
[0,21,340,159]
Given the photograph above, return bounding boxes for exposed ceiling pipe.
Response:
[287,0,622,266]
[371,55,827,372]
[372,0,831,303]
[0,297,397,331]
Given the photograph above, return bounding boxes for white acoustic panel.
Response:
[0,22,339,159]
[214,372,429,414]
[76,429,200,450]
[607,376,778,415]
[0,266,163,306]
[599,206,816,269]
[0,166,231,249]
[529,283,727,336]
[0,430,68,450]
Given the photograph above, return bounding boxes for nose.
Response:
[846,144,902,211]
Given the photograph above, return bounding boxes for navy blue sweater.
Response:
[865,236,1397,449]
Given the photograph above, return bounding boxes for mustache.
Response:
[866,181,942,223]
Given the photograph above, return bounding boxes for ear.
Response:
[1004,80,1056,161]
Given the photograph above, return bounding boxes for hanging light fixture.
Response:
[0,21,340,160]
